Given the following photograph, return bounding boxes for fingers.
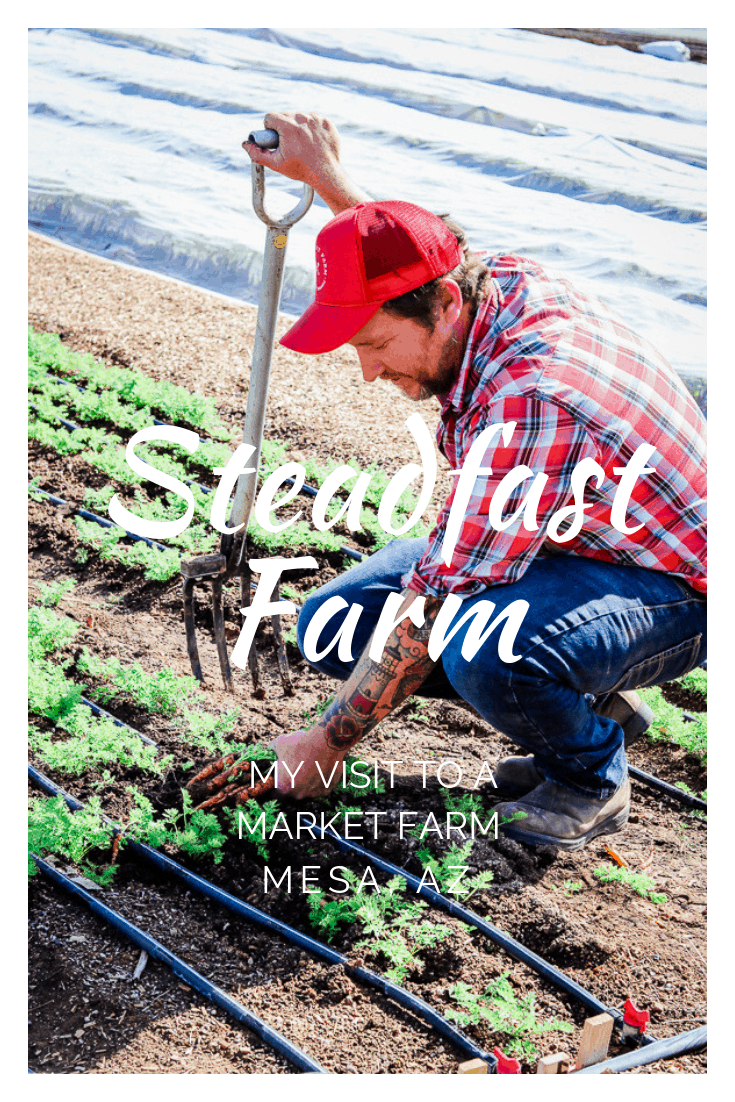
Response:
[241,138,280,168]
[242,111,339,167]
[270,727,345,799]
[270,729,308,795]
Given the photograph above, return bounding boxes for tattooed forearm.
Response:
[318,589,443,752]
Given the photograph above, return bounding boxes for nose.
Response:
[360,356,385,383]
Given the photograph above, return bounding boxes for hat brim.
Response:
[280,299,383,355]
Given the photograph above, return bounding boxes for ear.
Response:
[439,278,462,326]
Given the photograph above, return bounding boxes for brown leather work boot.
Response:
[493,755,546,795]
[496,777,631,851]
[492,690,652,796]
[594,689,653,747]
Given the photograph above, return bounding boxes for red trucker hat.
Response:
[280,200,463,354]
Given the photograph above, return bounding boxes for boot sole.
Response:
[501,804,630,852]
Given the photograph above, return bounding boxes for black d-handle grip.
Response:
[247,128,279,150]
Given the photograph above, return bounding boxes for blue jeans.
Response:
[296,539,706,797]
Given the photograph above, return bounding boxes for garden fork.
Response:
[182,129,314,693]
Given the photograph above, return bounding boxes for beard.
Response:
[416,335,461,399]
[382,332,460,401]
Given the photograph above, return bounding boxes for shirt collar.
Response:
[442,284,499,413]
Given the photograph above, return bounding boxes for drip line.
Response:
[315,823,653,1038]
[628,765,706,811]
[32,851,327,1074]
[30,486,170,554]
[573,1025,706,1073]
[28,766,496,1068]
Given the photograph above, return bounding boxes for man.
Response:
[243,112,707,850]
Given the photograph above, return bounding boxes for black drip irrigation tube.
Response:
[315,824,654,1043]
[79,695,157,747]
[573,1025,706,1074]
[30,487,170,555]
[31,851,327,1074]
[28,765,498,1070]
[628,765,706,812]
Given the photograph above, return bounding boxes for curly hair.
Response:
[381,215,490,330]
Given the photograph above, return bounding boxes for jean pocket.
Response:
[609,634,703,692]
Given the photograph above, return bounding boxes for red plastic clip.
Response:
[622,998,650,1043]
[494,1047,522,1074]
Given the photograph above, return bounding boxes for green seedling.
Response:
[29,328,231,438]
[28,794,117,885]
[125,788,227,863]
[174,706,242,756]
[415,841,494,900]
[28,605,79,661]
[29,709,170,778]
[442,790,487,819]
[446,973,574,1059]
[73,516,182,582]
[221,798,282,861]
[406,698,433,725]
[279,585,302,604]
[593,863,668,904]
[90,769,115,792]
[28,476,45,501]
[675,666,707,701]
[37,579,77,607]
[77,647,202,716]
[28,657,84,723]
[674,781,707,821]
[307,872,451,984]
[639,684,706,763]
[301,696,334,727]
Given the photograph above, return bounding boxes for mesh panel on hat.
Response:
[360,208,424,281]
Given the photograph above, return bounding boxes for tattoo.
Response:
[321,591,443,752]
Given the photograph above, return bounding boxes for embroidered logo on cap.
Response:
[316,246,328,291]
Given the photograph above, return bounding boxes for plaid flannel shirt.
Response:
[403,254,707,598]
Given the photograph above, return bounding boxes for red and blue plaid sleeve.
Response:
[403,397,599,597]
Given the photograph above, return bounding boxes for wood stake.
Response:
[457,1058,488,1074]
[574,1013,614,1069]
[537,1052,571,1074]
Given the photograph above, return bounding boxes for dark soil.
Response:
[28,234,707,1075]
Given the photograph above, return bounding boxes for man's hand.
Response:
[242,111,372,215]
[270,727,346,799]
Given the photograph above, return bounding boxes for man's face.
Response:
[347,286,465,402]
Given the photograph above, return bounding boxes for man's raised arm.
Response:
[243,111,372,215]
[271,589,443,798]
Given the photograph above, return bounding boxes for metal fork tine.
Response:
[182,577,204,683]
[211,575,234,693]
[241,564,265,699]
[270,582,293,696]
